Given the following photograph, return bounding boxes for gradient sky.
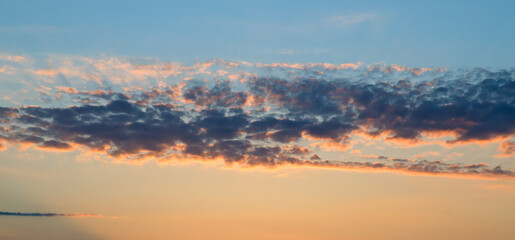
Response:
[2,0,515,67]
[1,1,515,240]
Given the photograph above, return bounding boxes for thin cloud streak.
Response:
[329,13,376,26]
[0,211,102,218]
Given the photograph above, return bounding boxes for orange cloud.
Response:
[0,55,28,63]
[55,86,79,94]
[494,141,515,158]
[33,69,59,77]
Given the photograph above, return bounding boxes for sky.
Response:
[1,0,515,67]
[1,1,515,240]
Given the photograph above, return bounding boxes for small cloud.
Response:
[0,55,29,63]
[279,49,295,55]
[350,149,362,154]
[0,211,103,218]
[494,141,515,158]
[329,13,376,26]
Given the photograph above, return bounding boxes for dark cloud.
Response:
[183,81,247,108]
[0,107,18,118]
[248,70,515,143]
[0,67,514,178]
[40,140,71,149]
[284,145,311,155]
[0,211,100,218]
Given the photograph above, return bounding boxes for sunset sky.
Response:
[1,1,515,240]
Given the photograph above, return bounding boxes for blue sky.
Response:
[1,0,514,67]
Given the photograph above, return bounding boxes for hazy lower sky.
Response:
[1,1,514,240]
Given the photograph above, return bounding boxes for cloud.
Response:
[0,55,514,178]
[279,49,295,55]
[495,141,515,158]
[0,211,102,218]
[0,55,28,63]
[329,13,376,26]
[304,159,513,179]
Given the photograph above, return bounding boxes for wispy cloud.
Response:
[495,141,515,158]
[329,13,376,26]
[279,49,295,55]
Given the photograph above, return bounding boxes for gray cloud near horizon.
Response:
[0,211,101,218]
